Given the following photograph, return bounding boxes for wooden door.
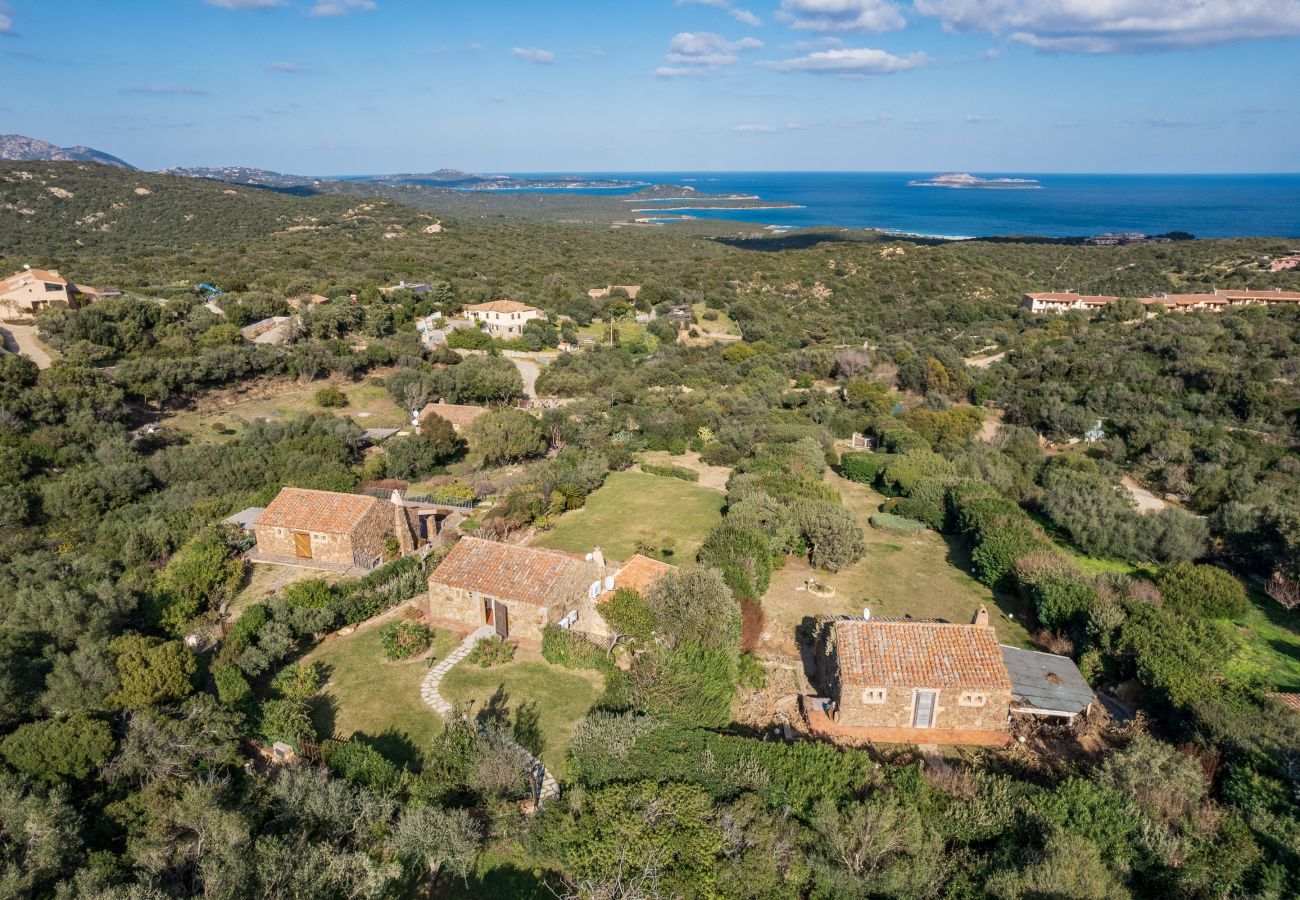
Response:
[912,691,937,728]
[494,601,509,639]
[292,531,312,559]
[483,598,494,626]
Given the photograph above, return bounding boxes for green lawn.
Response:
[440,649,604,777]
[760,473,1033,657]
[535,470,725,563]
[1225,589,1300,690]
[165,375,408,443]
[303,621,460,766]
[577,319,648,347]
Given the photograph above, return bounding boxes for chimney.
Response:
[973,605,989,627]
[592,545,605,569]
[863,607,871,621]
[390,489,404,506]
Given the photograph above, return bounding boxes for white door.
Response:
[912,691,937,728]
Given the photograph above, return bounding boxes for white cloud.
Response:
[678,0,762,27]
[964,114,996,123]
[203,0,285,8]
[766,46,929,75]
[122,85,212,96]
[309,0,377,17]
[666,31,764,67]
[0,4,11,35]
[777,0,905,33]
[512,46,557,64]
[655,65,712,78]
[913,0,1300,52]
[264,61,302,73]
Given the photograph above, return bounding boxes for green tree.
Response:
[109,635,196,709]
[468,408,547,465]
[0,713,115,783]
[1156,562,1248,619]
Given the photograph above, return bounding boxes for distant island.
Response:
[909,173,1042,189]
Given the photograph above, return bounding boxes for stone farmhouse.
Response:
[0,267,96,317]
[810,607,1013,746]
[427,538,673,643]
[419,401,488,433]
[251,486,467,571]
[463,300,545,338]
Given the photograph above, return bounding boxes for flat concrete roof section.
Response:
[1001,645,1095,718]
[224,507,265,531]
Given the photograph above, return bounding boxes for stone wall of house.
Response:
[253,501,394,567]
[427,581,587,643]
[833,683,1010,732]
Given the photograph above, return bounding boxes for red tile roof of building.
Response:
[1,268,68,292]
[1215,289,1300,302]
[613,554,675,596]
[833,619,1011,690]
[1269,692,1300,713]
[1024,292,1117,305]
[465,300,540,314]
[429,537,603,607]
[419,401,489,429]
[257,487,382,534]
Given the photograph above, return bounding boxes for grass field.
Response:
[577,320,648,347]
[440,649,605,777]
[303,620,460,766]
[534,470,724,563]
[1225,589,1300,690]
[760,473,1033,657]
[165,375,407,443]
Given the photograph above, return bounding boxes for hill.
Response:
[0,134,134,169]
[0,160,437,256]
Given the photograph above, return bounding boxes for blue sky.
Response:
[1,0,1298,173]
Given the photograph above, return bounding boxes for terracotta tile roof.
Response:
[833,619,1011,690]
[465,300,540,314]
[1215,289,1300,303]
[1025,292,1117,305]
[1269,692,1300,713]
[1,268,68,292]
[1139,293,1227,307]
[429,537,603,607]
[420,401,488,429]
[613,554,675,595]
[257,487,382,534]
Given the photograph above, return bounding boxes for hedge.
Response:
[870,513,927,535]
[840,451,886,484]
[541,625,612,672]
[640,462,700,482]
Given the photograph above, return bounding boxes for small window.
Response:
[958,692,987,707]
[860,688,887,704]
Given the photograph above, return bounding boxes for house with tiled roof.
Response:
[253,487,395,569]
[811,606,1013,746]
[427,539,675,642]
[463,300,544,337]
[0,266,83,316]
[419,400,489,433]
[1021,292,1118,314]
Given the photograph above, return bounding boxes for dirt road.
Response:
[1,324,55,369]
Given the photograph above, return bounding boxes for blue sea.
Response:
[500,172,1300,239]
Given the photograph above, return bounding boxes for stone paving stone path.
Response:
[420,626,560,802]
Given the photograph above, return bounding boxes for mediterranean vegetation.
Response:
[0,160,1296,897]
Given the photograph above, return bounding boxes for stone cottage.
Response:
[427,538,675,642]
[254,487,395,569]
[812,607,1013,746]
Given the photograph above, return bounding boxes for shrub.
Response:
[791,500,865,572]
[880,449,956,495]
[334,556,428,625]
[1156,562,1248,619]
[970,524,1053,590]
[839,451,885,484]
[314,386,348,408]
[323,739,402,793]
[466,635,514,667]
[640,462,700,482]
[213,664,253,710]
[870,513,926,535]
[629,643,737,729]
[0,714,115,783]
[379,620,433,660]
[541,626,612,671]
[598,588,655,643]
[281,578,333,609]
[892,497,944,529]
[697,523,772,601]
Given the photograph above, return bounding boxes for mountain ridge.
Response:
[0,134,135,169]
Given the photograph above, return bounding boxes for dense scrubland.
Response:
[0,162,1297,898]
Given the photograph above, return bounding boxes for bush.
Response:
[600,588,655,643]
[697,523,772,601]
[791,500,865,572]
[640,462,700,482]
[839,451,885,484]
[378,620,432,660]
[971,524,1054,590]
[870,513,926,535]
[541,626,612,671]
[0,714,115,783]
[314,386,348,408]
[1156,562,1248,619]
[334,556,428,625]
[892,497,944,529]
[323,739,402,793]
[466,635,514,667]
